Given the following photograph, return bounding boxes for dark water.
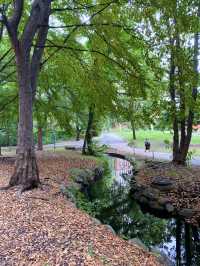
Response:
[77,157,200,265]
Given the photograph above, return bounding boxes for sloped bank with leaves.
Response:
[0,150,161,265]
[131,161,200,226]
[62,153,172,265]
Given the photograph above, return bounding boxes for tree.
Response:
[166,2,200,164]
[1,0,52,190]
[135,0,200,164]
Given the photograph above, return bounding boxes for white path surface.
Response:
[49,133,200,166]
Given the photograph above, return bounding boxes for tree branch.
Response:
[9,0,23,30]
[41,22,133,31]
[35,43,128,72]
[0,94,18,113]
[31,0,51,99]
[21,0,51,53]
[1,0,23,48]
[51,1,116,12]
[0,48,12,63]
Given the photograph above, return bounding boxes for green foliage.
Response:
[89,143,109,157]
[65,185,98,216]
[65,156,167,247]
[186,149,196,165]
[0,0,199,162]
[163,139,172,150]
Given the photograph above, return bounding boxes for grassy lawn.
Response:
[112,127,200,155]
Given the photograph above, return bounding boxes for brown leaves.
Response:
[137,162,200,225]
[0,151,161,266]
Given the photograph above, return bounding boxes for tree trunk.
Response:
[76,129,81,141]
[130,119,136,140]
[82,105,95,155]
[3,0,51,190]
[185,223,192,266]
[9,57,39,191]
[176,219,182,266]
[169,38,181,163]
[171,7,199,165]
[37,127,43,151]
[76,120,81,141]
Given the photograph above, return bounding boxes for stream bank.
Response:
[63,154,200,266]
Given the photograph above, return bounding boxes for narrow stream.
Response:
[72,156,200,265]
[107,157,200,266]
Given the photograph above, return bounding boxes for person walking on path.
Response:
[145,139,151,152]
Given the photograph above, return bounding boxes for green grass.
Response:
[112,127,200,155]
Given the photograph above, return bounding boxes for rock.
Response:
[149,201,164,211]
[104,224,116,235]
[151,177,176,191]
[158,197,171,205]
[94,167,104,181]
[69,168,94,185]
[92,217,102,225]
[157,253,173,266]
[179,208,196,218]
[139,196,149,204]
[60,184,66,194]
[151,247,173,266]
[65,146,76,150]
[165,203,174,213]
[142,188,160,201]
[128,238,149,251]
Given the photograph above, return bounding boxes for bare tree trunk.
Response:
[9,58,39,190]
[82,105,95,155]
[130,119,136,140]
[76,127,81,141]
[172,7,199,165]
[176,219,182,266]
[75,117,81,141]
[2,0,52,190]
[185,223,192,266]
[169,37,181,163]
[37,127,43,151]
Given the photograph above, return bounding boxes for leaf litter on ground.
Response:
[0,151,161,266]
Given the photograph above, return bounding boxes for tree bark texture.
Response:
[170,9,199,165]
[82,105,95,155]
[3,0,52,190]
[37,127,43,151]
[130,118,136,140]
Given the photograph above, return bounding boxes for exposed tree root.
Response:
[9,149,40,192]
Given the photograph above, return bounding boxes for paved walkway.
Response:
[51,133,200,166]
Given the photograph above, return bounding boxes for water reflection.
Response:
[108,157,133,184]
[81,157,200,265]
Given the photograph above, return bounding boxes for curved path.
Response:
[98,133,200,166]
[55,132,200,166]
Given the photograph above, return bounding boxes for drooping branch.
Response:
[41,0,118,66]
[35,43,129,73]
[0,70,16,85]
[0,94,18,113]
[51,1,117,13]
[0,55,15,73]
[41,22,133,31]
[0,48,12,63]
